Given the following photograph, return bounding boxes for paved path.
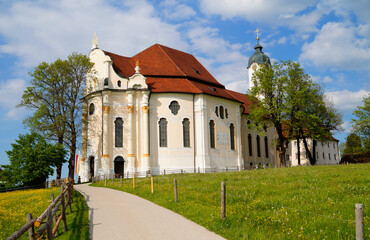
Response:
[75,184,225,240]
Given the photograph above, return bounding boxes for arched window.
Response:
[209,120,215,148]
[248,134,252,156]
[264,136,269,158]
[169,101,180,115]
[183,118,190,147]
[215,107,219,117]
[159,118,168,147]
[219,106,224,119]
[225,108,229,118]
[247,120,251,129]
[115,118,123,147]
[257,135,261,157]
[230,123,235,150]
[89,103,95,115]
[117,80,121,87]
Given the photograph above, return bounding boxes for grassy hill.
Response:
[92,164,369,240]
[0,187,89,239]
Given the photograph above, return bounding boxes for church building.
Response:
[78,35,339,182]
[78,35,278,182]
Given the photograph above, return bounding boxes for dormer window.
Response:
[192,68,200,74]
[117,80,121,87]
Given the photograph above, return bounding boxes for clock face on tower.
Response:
[252,64,257,70]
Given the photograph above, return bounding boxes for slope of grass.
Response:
[0,187,89,240]
[91,164,369,240]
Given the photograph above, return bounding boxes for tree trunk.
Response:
[297,136,301,165]
[56,135,64,180]
[313,140,317,164]
[68,127,77,180]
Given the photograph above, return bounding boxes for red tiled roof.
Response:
[146,77,202,94]
[104,44,224,88]
[226,90,254,114]
[103,44,243,102]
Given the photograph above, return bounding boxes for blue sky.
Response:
[0,0,369,172]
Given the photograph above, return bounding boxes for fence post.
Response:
[60,188,68,232]
[112,175,114,186]
[27,213,34,240]
[214,167,216,173]
[104,175,107,186]
[221,182,226,219]
[356,203,364,240]
[181,169,183,174]
[164,169,166,175]
[226,166,228,172]
[50,193,58,236]
[174,179,178,202]
[198,167,200,173]
[67,182,72,213]
[151,176,154,193]
[127,171,129,179]
[120,176,123,187]
[133,174,136,189]
[46,209,53,239]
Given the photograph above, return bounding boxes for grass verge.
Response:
[91,164,369,240]
[0,187,89,240]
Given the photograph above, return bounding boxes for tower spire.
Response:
[92,32,98,49]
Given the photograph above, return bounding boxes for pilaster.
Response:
[194,95,210,170]
[141,91,150,171]
[102,91,110,175]
[126,91,135,172]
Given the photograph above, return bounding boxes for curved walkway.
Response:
[75,184,225,240]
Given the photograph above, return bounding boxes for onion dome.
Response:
[248,38,271,68]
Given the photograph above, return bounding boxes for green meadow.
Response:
[92,164,369,240]
[0,187,89,240]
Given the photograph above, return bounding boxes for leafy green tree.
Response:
[19,53,93,179]
[249,60,342,166]
[1,132,66,187]
[352,94,370,152]
[343,133,363,154]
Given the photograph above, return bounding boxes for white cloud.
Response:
[0,79,27,120]
[300,22,370,71]
[325,89,370,112]
[160,0,196,20]
[0,0,188,68]
[199,0,319,32]
[185,25,250,92]
[340,121,352,134]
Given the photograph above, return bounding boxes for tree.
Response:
[1,132,66,187]
[249,60,342,166]
[352,94,370,152]
[343,133,363,154]
[19,53,94,179]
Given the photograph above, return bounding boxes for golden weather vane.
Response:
[255,27,260,41]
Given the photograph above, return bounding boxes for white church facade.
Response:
[78,36,339,182]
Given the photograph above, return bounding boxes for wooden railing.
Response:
[6,179,74,240]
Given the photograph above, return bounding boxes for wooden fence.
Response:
[6,179,74,240]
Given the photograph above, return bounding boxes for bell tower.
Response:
[247,28,271,91]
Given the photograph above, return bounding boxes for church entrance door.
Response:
[114,156,125,178]
[89,156,95,181]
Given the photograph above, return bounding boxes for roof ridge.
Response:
[156,44,187,77]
